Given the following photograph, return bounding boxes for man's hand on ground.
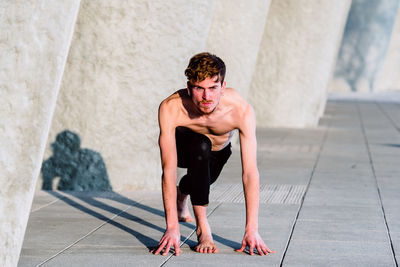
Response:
[236,230,275,256]
[152,228,182,256]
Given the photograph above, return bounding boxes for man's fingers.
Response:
[153,240,167,255]
[235,242,246,252]
[261,245,270,255]
[257,245,266,256]
[173,243,182,256]
[162,243,171,256]
[249,244,255,255]
[157,236,166,246]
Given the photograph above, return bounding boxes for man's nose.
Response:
[202,89,210,100]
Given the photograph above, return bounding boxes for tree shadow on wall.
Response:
[41,130,112,191]
[334,0,400,92]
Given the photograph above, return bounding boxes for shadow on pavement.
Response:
[46,191,241,251]
[382,143,400,148]
[47,191,161,249]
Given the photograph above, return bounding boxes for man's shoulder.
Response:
[223,88,251,112]
[160,89,187,109]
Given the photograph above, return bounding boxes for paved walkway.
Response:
[19,95,400,266]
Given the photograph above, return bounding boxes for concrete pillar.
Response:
[0,1,81,266]
[375,6,400,92]
[44,0,216,192]
[248,0,351,128]
[205,0,271,98]
[331,0,400,92]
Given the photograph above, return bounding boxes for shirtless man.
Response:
[152,52,274,256]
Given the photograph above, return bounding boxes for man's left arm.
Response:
[236,104,275,256]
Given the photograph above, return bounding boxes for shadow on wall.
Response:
[41,130,112,191]
[334,0,400,92]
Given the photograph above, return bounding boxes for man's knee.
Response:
[192,138,211,161]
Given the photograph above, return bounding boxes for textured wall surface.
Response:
[248,0,351,127]
[375,7,400,91]
[44,0,216,192]
[206,0,271,98]
[0,1,80,266]
[331,0,400,92]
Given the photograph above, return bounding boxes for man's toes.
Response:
[185,216,194,223]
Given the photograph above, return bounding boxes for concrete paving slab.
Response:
[298,205,383,222]
[282,240,395,267]
[69,199,199,250]
[164,251,280,267]
[377,176,400,190]
[29,192,62,213]
[302,188,382,207]
[309,178,377,191]
[384,213,400,232]
[21,201,126,249]
[390,231,400,253]
[283,254,395,267]
[18,249,61,267]
[41,246,166,267]
[292,220,388,242]
[257,170,312,185]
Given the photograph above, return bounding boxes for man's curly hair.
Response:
[184,52,226,85]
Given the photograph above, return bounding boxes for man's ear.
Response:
[221,81,226,93]
[187,82,191,96]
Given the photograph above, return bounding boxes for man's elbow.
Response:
[242,170,260,183]
[162,167,177,180]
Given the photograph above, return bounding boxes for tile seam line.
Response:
[159,202,223,267]
[357,100,398,267]
[279,118,330,267]
[376,101,400,133]
[35,202,135,267]
[31,197,62,213]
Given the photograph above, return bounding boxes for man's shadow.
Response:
[42,130,112,191]
[41,130,240,251]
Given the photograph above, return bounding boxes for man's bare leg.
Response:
[192,205,219,253]
[177,186,194,222]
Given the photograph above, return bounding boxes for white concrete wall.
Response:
[317,1,351,119]
[205,0,271,147]
[43,0,216,192]
[0,1,81,266]
[248,0,351,127]
[375,6,400,92]
[206,0,271,98]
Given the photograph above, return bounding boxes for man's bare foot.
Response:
[195,228,219,253]
[177,186,194,222]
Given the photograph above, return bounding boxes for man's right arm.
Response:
[152,100,182,256]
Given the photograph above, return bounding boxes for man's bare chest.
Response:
[178,117,236,151]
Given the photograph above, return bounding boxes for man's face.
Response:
[187,75,226,115]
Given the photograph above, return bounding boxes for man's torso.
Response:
[163,88,247,151]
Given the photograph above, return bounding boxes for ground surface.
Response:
[19,96,400,266]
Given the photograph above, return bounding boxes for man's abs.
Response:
[176,126,233,151]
